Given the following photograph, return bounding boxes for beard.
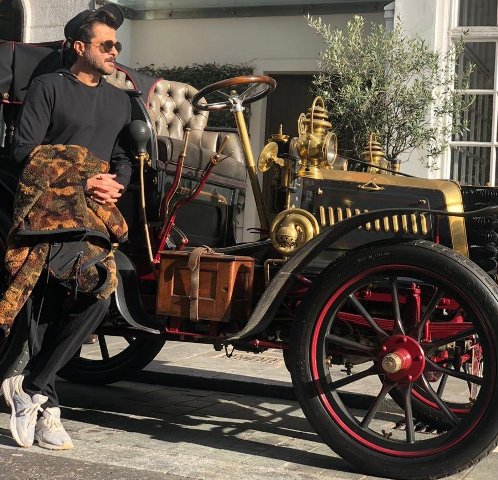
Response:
[82,49,115,76]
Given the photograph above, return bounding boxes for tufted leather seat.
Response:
[105,66,135,91]
[105,67,246,182]
[148,79,208,145]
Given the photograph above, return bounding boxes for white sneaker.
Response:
[1,375,48,448]
[35,406,74,450]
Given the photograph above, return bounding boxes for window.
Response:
[450,0,498,185]
[459,0,497,27]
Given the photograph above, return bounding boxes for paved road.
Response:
[0,341,496,480]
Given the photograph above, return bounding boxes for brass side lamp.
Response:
[294,96,339,179]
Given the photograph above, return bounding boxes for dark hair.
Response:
[73,9,119,42]
[64,10,120,66]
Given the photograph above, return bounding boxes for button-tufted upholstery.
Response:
[105,66,245,180]
[105,67,135,91]
[147,80,208,146]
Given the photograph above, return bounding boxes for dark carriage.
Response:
[2,39,498,480]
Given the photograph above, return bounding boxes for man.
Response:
[1,4,132,450]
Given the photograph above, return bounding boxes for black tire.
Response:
[58,333,166,385]
[0,207,30,382]
[388,368,475,431]
[290,240,498,480]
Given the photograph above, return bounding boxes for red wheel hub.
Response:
[379,335,425,382]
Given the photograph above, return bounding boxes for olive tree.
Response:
[308,15,472,170]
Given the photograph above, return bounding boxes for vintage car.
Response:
[1,39,498,480]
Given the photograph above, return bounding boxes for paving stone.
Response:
[2,340,498,480]
[179,399,219,409]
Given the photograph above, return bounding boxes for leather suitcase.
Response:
[156,248,254,322]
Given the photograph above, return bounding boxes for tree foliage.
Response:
[309,15,472,170]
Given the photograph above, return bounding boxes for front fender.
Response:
[228,205,498,342]
[113,249,162,334]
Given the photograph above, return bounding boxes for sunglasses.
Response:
[85,40,122,54]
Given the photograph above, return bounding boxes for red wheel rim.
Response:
[309,264,495,456]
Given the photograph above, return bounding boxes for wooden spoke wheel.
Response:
[290,241,498,479]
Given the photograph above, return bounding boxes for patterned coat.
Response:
[0,144,128,331]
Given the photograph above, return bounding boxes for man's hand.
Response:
[85,173,124,204]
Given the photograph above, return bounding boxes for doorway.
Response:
[262,73,315,217]
[0,0,22,152]
[0,0,22,41]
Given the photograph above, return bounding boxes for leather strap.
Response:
[187,246,214,322]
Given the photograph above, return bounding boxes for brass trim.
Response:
[316,205,433,236]
[420,214,428,236]
[328,207,335,225]
[270,208,320,255]
[357,179,385,191]
[257,141,280,172]
[264,258,286,286]
[319,205,326,227]
[364,209,371,231]
[411,214,418,235]
[392,215,399,233]
[382,353,403,373]
[234,110,270,231]
[270,124,289,143]
[315,170,468,256]
[297,165,324,179]
[198,189,228,205]
[177,187,228,205]
[402,215,408,234]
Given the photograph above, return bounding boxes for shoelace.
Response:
[42,413,63,431]
[20,402,44,424]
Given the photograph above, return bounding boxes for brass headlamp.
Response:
[295,96,340,179]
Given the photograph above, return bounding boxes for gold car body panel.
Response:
[316,169,468,256]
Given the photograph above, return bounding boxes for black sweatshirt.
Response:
[13,69,133,189]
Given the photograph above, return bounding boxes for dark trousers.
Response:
[23,277,110,408]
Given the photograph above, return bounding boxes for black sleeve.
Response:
[12,79,53,165]
[109,101,133,190]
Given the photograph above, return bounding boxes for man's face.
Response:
[81,22,119,76]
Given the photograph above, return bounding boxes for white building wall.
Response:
[394,0,452,179]
[20,0,133,65]
[129,13,382,68]
[21,0,89,43]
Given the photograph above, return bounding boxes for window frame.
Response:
[447,0,498,185]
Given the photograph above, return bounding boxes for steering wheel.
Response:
[192,75,277,112]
